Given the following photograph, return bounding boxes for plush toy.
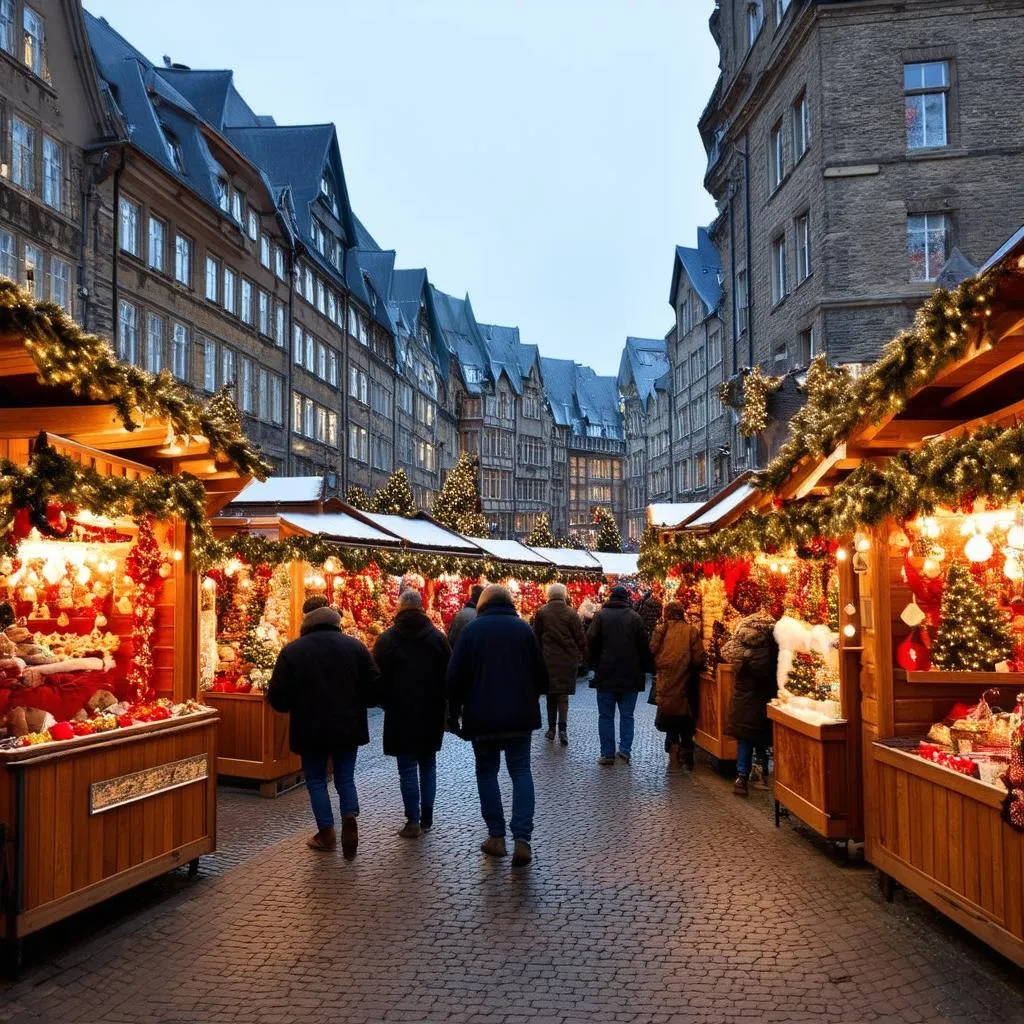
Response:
[86,689,119,713]
[4,706,56,737]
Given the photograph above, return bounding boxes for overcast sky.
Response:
[84,0,720,376]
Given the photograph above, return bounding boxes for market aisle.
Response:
[2,693,1022,1024]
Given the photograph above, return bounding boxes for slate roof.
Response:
[347,247,400,337]
[478,323,541,395]
[575,366,624,440]
[430,287,490,394]
[672,226,723,313]
[539,356,578,427]
[618,337,670,404]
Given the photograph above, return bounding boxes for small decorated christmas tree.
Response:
[526,513,556,548]
[432,452,488,537]
[371,469,418,516]
[558,533,586,551]
[932,562,1013,672]
[786,650,824,698]
[345,486,372,511]
[593,506,622,553]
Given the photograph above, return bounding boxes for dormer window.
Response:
[311,218,326,255]
[160,124,184,172]
[216,178,229,213]
[319,172,339,217]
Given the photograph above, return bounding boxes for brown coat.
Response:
[650,609,704,718]
[532,597,588,696]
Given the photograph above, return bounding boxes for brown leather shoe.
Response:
[480,836,507,857]
[306,827,336,851]
[398,821,422,839]
[341,815,358,860]
[733,777,749,797]
[512,840,533,867]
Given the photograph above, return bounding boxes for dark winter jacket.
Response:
[636,593,664,640]
[373,608,451,757]
[722,611,779,741]
[651,602,704,718]
[533,596,588,696]
[446,597,548,740]
[447,606,477,648]
[588,597,652,694]
[267,607,379,755]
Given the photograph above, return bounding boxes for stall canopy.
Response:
[471,536,553,565]
[228,476,325,514]
[590,551,640,577]
[278,512,402,548]
[647,503,704,529]
[527,546,602,571]
[354,511,483,554]
[680,474,758,532]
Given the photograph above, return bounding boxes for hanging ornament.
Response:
[852,551,869,575]
[1004,554,1024,582]
[897,629,931,672]
[158,562,172,579]
[965,529,994,563]
[0,556,13,576]
[922,557,942,579]
[116,594,133,615]
[95,613,107,628]
[1007,511,1024,552]
[57,611,69,627]
[900,599,928,627]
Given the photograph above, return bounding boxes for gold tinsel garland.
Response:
[719,366,784,438]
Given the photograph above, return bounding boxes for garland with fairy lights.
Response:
[719,366,784,438]
[0,279,270,480]
[640,421,1024,578]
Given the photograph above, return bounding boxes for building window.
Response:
[223,267,236,314]
[205,256,219,301]
[908,213,950,282]
[118,197,140,255]
[221,347,236,392]
[310,219,325,254]
[174,234,192,286]
[793,90,810,160]
[316,342,327,381]
[371,381,392,417]
[694,452,707,489]
[736,268,748,336]
[171,322,189,381]
[11,118,34,191]
[271,375,283,425]
[372,436,392,472]
[48,257,70,312]
[798,327,818,364]
[293,325,303,366]
[239,357,254,413]
[773,341,788,365]
[708,329,723,368]
[905,61,950,150]
[42,136,62,210]
[247,208,259,241]
[775,0,791,22]
[0,230,15,280]
[746,2,763,48]
[22,5,45,78]
[304,267,314,301]
[203,339,217,392]
[769,120,784,191]
[349,425,368,462]
[274,246,285,280]
[304,398,315,439]
[147,313,164,372]
[771,235,787,305]
[316,279,326,314]
[304,334,314,373]
[328,350,338,387]
[147,216,165,272]
[0,1,13,54]
[240,278,253,325]
[795,212,811,283]
[117,300,139,364]
[258,290,270,335]
[326,410,338,447]
[291,392,302,434]
[274,302,286,347]
[23,243,42,297]
[260,233,271,268]
[230,190,243,224]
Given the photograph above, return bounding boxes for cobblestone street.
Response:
[2,693,1022,1024]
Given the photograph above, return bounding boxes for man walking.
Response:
[447,583,484,648]
[446,584,548,866]
[373,589,451,837]
[588,584,650,765]
[268,595,379,859]
[532,583,587,745]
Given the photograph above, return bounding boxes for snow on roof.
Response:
[687,483,756,529]
[234,476,323,505]
[590,552,639,577]
[526,546,602,571]
[647,503,705,528]
[472,537,552,564]
[358,512,481,551]
[279,512,399,546]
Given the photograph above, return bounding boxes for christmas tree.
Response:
[592,506,622,553]
[345,486,372,511]
[371,469,418,516]
[932,562,1013,672]
[786,650,829,700]
[558,533,586,551]
[526,513,556,548]
[432,452,488,537]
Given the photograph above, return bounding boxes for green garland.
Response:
[756,273,997,491]
[0,280,270,480]
[720,366,784,438]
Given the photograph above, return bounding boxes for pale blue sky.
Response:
[84,0,719,375]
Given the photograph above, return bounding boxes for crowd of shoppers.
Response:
[268,578,778,865]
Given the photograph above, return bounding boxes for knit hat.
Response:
[609,585,629,601]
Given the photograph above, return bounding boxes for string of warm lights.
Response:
[719,366,784,438]
[430,451,489,537]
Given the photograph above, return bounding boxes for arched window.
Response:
[319,171,339,217]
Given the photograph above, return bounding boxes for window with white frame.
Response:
[908,213,951,282]
[303,267,313,301]
[304,398,315,439]
[292,392,302,435]
[223,267,236,314]
[694,452,707,489]
[171,322,189,380]
[310,219,325,254]
[118,300,139,364]
[769,120,784,191]
[905,61,950,150]
[216,179,228,212]
[708,329,723,368]
[231,189,243,224]
[316,279,326,314]
[246,208,258,241]
[48,257,70,312]
[771,234,787,304]
[221,346,236,393]
[746,2,763,48]
[270,375,283,425]
[118,197,140,255]
[205,256,219,301]
[23,244,42,298]
[239,357,254,413]
[0,230,17,281]
[795,212,811,283]
[174,234,192,286]
[773,341,788,365]
[274,246,285,280]
[259,234,271,268]
[304,333,314,373]
[0,1,13,54]
[691,395,707,429]
[275,302,286,347]
[42,136,61,210]
[793,90,810,160]
[372,436,392,472]
[240,278,253,325]
[293,325,303,366]
[326,410,337,446]
[349,425,368,462]
[736,268,749,335]
[257,290,269,335]
[370,380,392,417]
[147,216,165,272]
[775,0,791,23]
[798,326,818,364]
[327,291,337,323]
[23,5,45,78]
[147,313,163,372]
[316,341,327,381]
[203,338,217,392]
[328,350,338,387]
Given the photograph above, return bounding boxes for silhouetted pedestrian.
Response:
[447,583,484,648]
[532,583,587,745]
[650,601,704,769]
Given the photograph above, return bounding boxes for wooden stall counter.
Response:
[0,708,217,968]
[870,739,1024,968]
[695,663,737,766]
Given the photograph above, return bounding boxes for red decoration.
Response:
[902,551,943,628]
[11,508,31,540]
[896,629,931,672]
[123,517,165,701]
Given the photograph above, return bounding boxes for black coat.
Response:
[446,598,548,740]
[267,613,379,755]
[722,612,779,741]
[373,609,451,757]
[588,597,651,694]
[532,597,587,696]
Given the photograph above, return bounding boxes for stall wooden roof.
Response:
[472,537,553,565]
[527,546,602,571]
[277,512,402,548]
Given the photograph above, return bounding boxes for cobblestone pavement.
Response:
[3,694,1023,1024]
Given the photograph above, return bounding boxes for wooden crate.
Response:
[695,664,737,763]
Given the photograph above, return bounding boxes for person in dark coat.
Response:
[588,584,651,765]
[650,601,704,769]
[721,610,779,796]
[635,587,664,641]
[447,584,484,648]
[373,589,451,838]
[268,595,379,858]
[532,583,587,745]
[447,584,548,867]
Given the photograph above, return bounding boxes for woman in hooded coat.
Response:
[722,610,779,796]
[650,601,705,769]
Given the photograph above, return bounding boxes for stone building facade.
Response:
[696,0,1024,469]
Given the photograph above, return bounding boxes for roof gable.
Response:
[618,336,670,404]
[671,226,723,313]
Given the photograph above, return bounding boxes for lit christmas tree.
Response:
[593,506,622,553]
[345,486,372,511]
[526,513,556,547]
[371,469,418,516]
[786,651,830,700]
[932,562,1013,672]
[558,533,586,551]
[432,452,488,537]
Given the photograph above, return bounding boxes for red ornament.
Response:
[896,629,931,672]
[49,721,74,742]
[11,508,32,539]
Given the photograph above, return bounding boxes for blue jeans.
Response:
[473,736,535,842]
[597,690,638,758]
[301,748,359,830]
[396,752,437,824]
[736,739,769,779]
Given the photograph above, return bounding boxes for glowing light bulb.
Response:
[843,624,857,638]
[921,516,941,540]
[964,531,993,563]
[1008,524,1024,551]
[173,549,183,562]
[225,557,242,577]
[76,565,92,586]
[836,548,848,562]
[855,536,871,553]
[202,576,217,591]
[323,556,341,575]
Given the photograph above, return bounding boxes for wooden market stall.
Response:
[0,282,259,969]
